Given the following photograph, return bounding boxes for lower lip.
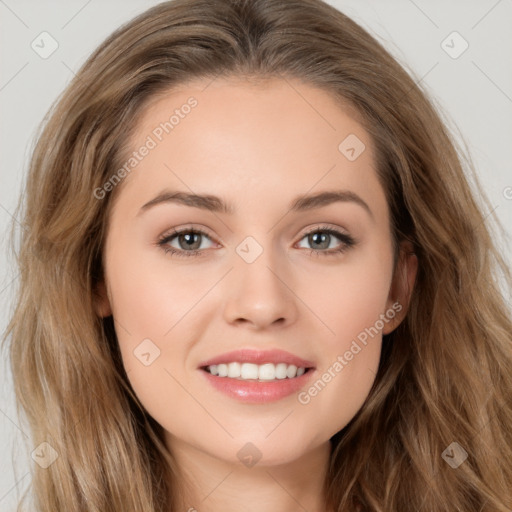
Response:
[199,368,316,403]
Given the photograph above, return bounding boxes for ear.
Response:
[93,278,112,318]
[382,240,418,335]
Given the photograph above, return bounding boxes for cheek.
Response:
[104,251,202,421]
[304,244,393,352]
[106,248,207,338]
[293,244,392,432]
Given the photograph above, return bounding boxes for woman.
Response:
[3,0,511,510]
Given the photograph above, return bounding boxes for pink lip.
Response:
[197,348,315,369]
[199,367,317,403]
[197,348,316,404]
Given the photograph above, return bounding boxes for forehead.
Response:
[110,76,387,222]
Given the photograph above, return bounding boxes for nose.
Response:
[222,244,299,330]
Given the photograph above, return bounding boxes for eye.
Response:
[157,226,216,258]
[296,225,356,256]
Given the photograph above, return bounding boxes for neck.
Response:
[167,436,332,512]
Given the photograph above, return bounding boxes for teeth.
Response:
[227,362,241,378]
[242,363,259,379]
[206,362,308,380]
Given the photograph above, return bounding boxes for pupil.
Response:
[180,233,200,250]
[311,232,329,249]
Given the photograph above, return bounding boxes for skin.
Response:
[95,76,417,512]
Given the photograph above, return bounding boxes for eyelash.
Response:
[156,224,357,259]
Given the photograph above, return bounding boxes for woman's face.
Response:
[98,76,415,467]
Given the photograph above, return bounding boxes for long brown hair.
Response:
[3,0,512,510]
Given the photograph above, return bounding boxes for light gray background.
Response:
[1,1,511,509]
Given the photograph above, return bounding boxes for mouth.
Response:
[197,348,316,403]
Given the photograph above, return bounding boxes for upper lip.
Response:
[198,348,315,369]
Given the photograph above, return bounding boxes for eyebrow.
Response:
[138,189,374,220]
